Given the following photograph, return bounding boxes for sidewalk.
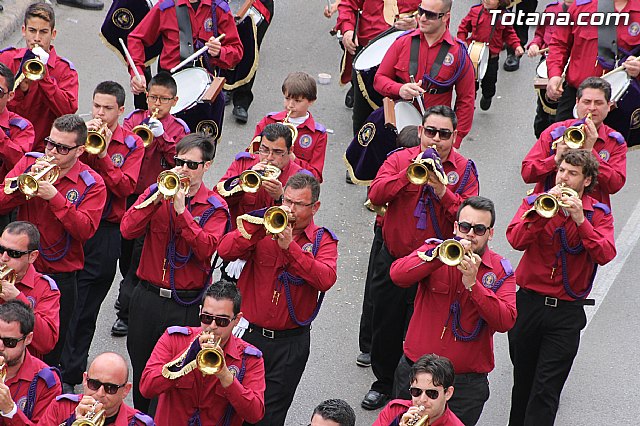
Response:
[0,0,34,45]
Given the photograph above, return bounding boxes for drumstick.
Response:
[602,56,640,78]
[538,47,549,55]
[119,38,143,84]
[170,33,226,73]
[410,75,426,115]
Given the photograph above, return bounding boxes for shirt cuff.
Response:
[1,402,17,418]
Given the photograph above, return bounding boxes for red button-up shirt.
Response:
[369,146,479,259]
[140,326,265,426]
[457,5,521,56]
[81,125,144,223]
[374,30,476,148]
[507,195,616,300]
[0,46,78,151]
[123,110,190,195]
[390,244,516,373]
[128,0,243,77]
[121,183,229,290]
[528,1,570,50]
[37,394,152,426]
[548,0,640,88]
[521,119,627,208]
[253,111,328,182]
[0,109,34,182]
[373,399,464,426]
[1,350,61,425]
[218,220,338,330]
[0,156,106,273]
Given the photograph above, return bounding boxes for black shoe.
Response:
[503,54,520,72]
[356,352,371,367]
[57,0,104,10]
[346,170,354,185]
[223,90,231,106]
[111,319,128,337]
[361,390,389,410]
[114,299,121,311]
[62,383,76,394]
[480,96,492,111]
[345,86,354,109]
[233,105,248,124]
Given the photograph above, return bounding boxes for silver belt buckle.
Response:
[544,297,558,308]
[159,288,172,299]
[262,328,275,339]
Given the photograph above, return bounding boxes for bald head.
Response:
[88,352,129,384]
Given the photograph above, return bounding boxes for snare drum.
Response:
[603,68,632,103]
[467,41,489,82]
[393,101,422,132]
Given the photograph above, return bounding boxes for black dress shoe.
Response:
[345,85,354,109]
[361,390,388,410]
[345,170,354,185]
[114,298,121,311]
[57,0,104,10]
[223,90,231,106]
[111,319,128,337]
[480,96,492,111]
[233,105,248,124]
[503,54,520,72]
[356,352,371,367]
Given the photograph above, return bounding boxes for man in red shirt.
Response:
[218,173,338,425]
[0,114,106,369]
[121,133,229,414]
[390,196,516,425]
[374,0,476,148]
[363,105,478,410]
[0,3,78,152]
[310,399,356,426]
[522,77,627,209]
[0,300,62,425]
[507,150,616,425]
[141,280,265,425]
[0,221,59,360]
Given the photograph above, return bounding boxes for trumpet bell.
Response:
[157,171,190,198]
[17,162,60,198]
[23,58,45,81]
[563,126,585,149]
[239,170,262,193]
[264,206,289,234]
[196,335,224,375]
[407,161,430,185]
[132,125,154,148]
[439,239,465,266]
[533,193,559,218]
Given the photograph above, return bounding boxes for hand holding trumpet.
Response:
[400,405,426,426]
[549,183,584,225]
[456,239,480,290]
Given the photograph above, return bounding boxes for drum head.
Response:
[394,102,422,132]
[171,68,211,114]
[604,69,631,103]
[354,30,404,71]
[477,44,490,80]
[536,59,548,79]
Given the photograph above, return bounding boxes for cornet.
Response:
[14,155,60,200]
[85,123,108,155]
[406,152,436,186]
[0,265,17,293]
[132,108,159,148]
[282,110,299,143]
[238,164,282,193]
[157,170,191,199]
[552,113,592,150]
[12,44,45,90]
[406,406,429,426]
[196,333,224,375]
[71,401,105,426]
[523,184,580,219]
[418,239,469,267]
[264,206,291,234]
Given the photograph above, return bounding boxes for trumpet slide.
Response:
[282,110,299,143]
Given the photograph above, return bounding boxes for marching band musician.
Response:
[373,0,475,148]
[0,222,59,360]
[217,173,338,425]
[522,77,627,209]
[363,106,478,411]
[60,81,144,394]
[37,352,154,426]
[0,3,78,152]
[0,114,106,369]
[507,150,616,425]
[310,399,357,426]
[140,280,265,426]
[373,354,463,426]
[389,196,516,425]
[120,133,229,414]
[0,300,62,425]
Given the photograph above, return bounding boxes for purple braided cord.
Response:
[554,210,595,299]
[216,353,248,426]
[422,41,469,87]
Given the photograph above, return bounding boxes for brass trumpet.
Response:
[406,407,429,426]
[16,155,60,200]
[552,113,591,150]
[12,45,45,90]
[282,110,299,143]
[196,334,224,375]
[524,184,580,219]
[264,206,291,234]
[238,165,282,193]
[71,401,105,426]
[132,108,159,148]
[406,151,437,185]
[86,123,108,155]
[157,170,190,199]
[418,239,468,267]
[0,265,17,293]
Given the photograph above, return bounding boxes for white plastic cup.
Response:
[318,73,332,85]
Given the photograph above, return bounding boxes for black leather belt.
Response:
[140,280,202,299]
[424,85,451,95]
[248,322,310,339]
[520,288,595,307]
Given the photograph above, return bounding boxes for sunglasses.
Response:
[422,126,453,141]
[199,313,235,327]
[0,244,32,259]
[409,387,441,400]
[458,222,490,236]
[45,137,81,155]
[86,378,127,395]
[0,335,26,348]
[174,156,205,170]
[417,6,446,20]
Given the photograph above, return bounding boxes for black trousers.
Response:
[358,224,383,354]
[127,284,201,414]
[534,91,557,138]
[555,83,578,122]
[242,326,311,426]
[116,194,143,323]
[350,46,371,137]
[369,244,416,395]
[43,271,77,367]
[508,289,586,426]
[478,56,500,100]
[394,355,489,426]
[61,221,121,385]
[511,0,538,48]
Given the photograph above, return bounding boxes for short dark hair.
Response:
[396,125,420,148]
[4,221,40,251]
[0,300,35,335]
[24,3,55,28]
[285,173,320,203]
[203,280,242,315]
[52,114,88,146]
[282,72,317,101]
[457,196,496,227]
[262,123,293,150]
[149,71,178,97]
[312,399,356,426]
[422,105,457,130]
[410,353,455,390]
[557,150,600,193]
[176,133,216,162]
[577,77,612,103]
[0,63,15,94]
[94,81,126,108]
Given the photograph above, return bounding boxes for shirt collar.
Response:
[0,108,10,129]
[301,219,320,242]
[221,332,242,361]
[17,264,37,289]
[6,350,36,386]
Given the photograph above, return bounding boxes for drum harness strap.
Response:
[597,0,619,68]
[411,36,450,94]
[176,2,219,73]
[475,7,498,47]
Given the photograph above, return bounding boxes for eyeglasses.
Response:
[0,86,8,98]
[174,157,205,170]
[282,197,314,208]
[0,335,26,349]
[258,146,287,157]
[458,222,490,236]
[409,387,441,400]
[86,378,127,395]
[417,6,446,20]
[147,95,175,104]
[45,137,81,155]
[200,313,235,327]
[0,244,32,259]
[422,126,453,141]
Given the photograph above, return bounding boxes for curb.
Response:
[0,0,36,45]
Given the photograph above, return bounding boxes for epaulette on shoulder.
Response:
[467,159,478,177]
[235,151,254,161]
[175,116,191,134]
[266,111,280,118]
[315,122,326,133]
[37,367,58,389]
[134,412,155,426]
[159,0,175,11]
[56,393,81,402]
[79,169,96,187]
[500,258,514,276]
[575,0,591,6]
[387,147,405,157]
[550,125,567,141]
[525,194,538,205]
[59,56,76,72]
[26,152,44,159]
[214,0,231,13]
[125,134,139,150]
[608,130,625,145]
[321,226,339,241]
[8,117,29,130]
[42,274,59,291]
[0,46,17,54]
[593,202,611,215]
[125,109,144,120]
[244,345,262,358]
[167,326,191,335]
[207,194,225,209]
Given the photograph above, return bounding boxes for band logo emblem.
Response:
[66,189,79,203]
[598,149,610,161]
[629,22,640,36]
[27,296,36,308]
[443,53,454,66]
[482,272,497,288]
[112,8,135,30]
[111,153,125,167]
[630,108,640,130]
[204,18,214,32]
[17,397,27,412]
[193,216,201,224]
[196,120,219,139]
[358,123,376,147]
[302,243,313,252]
[446,171,459,185]
[228,365,240,377]
[299,135,312,148]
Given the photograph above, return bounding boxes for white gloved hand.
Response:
[148,117,164,137]
[224,258,247,279]
[232,316,249,338]
[32,45,49,65]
